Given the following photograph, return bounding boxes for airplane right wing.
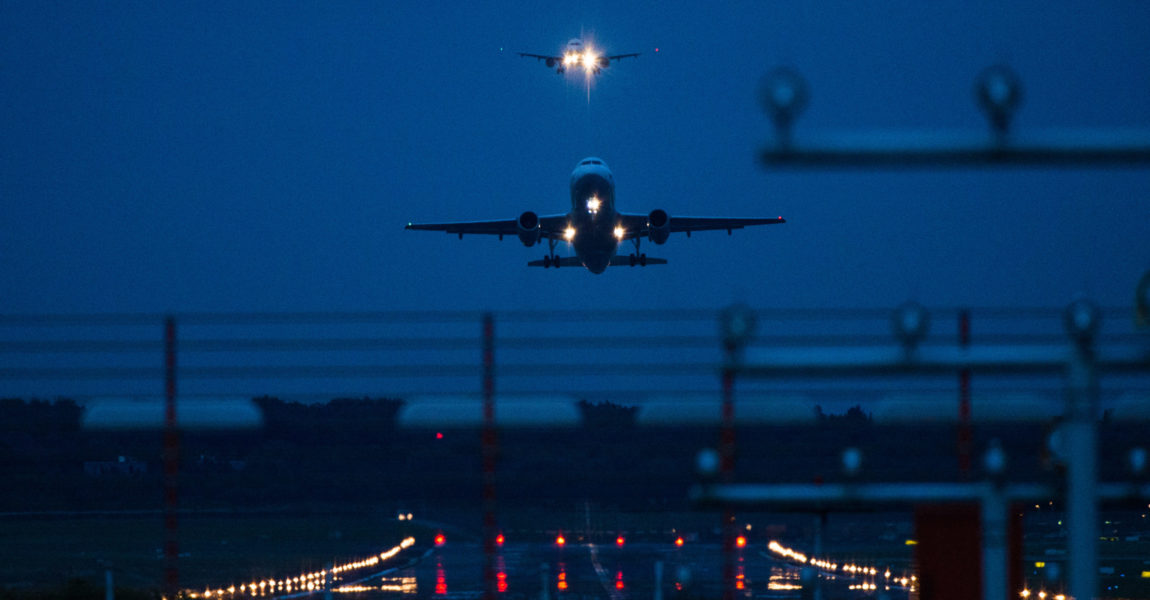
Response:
[517,53,561,62]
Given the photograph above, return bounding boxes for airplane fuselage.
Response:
[566,158,618,273]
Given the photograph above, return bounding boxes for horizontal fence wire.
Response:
[0,306,1146,411]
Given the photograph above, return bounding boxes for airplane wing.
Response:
[518,53,561,61]
[406,214,570,240]
[615,214,785,239]
[605,53,641,61]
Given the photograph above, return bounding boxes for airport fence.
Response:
[1,302,1149,600]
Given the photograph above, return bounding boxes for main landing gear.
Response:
[628,237,647,267]
[541,238,561,268]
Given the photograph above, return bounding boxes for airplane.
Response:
[405,157,786,274]
[519,38,639,75]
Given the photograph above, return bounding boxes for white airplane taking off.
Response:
[405,157,786,274]
[519,38,639,75]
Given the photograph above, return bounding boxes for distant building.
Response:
[83,455,147,477]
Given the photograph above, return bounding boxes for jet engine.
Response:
[597,56,610,69]
[517,211,541,246]
[647,209,670,244]
[545,57,557,68]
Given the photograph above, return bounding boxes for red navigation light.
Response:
[556,534,566,546]
[675,536,685,547]
[736,536,747,548]
[496,533,505,546]
[615,536,625,547]
[434,533,446,546]
[615,572,625,590]
[436,432,443,440]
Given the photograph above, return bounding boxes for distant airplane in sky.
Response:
[405,157,786,274]
[518,38,639,75]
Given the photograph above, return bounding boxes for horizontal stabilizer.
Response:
[608,255,667,267]
[527,257,584,268]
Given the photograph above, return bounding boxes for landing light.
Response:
[564,227,576,241]
[587,197,601,212]
[582,49,600,72]
[613,226,625,240]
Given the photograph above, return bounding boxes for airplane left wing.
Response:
[662,216,786,232]
[615,214,785,239]
[406,214,570,240]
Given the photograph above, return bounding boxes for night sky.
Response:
[3,2,1148,315]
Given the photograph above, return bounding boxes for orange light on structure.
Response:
[434,533,446,546]
[556,534,566,547]
[616,536,625,547]
[675,537,685,547]
[735,536,747,548]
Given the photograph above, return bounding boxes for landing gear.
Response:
[628,237,647,267]
[542,238,561,268]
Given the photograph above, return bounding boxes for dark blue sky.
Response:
[3,2,1148,315]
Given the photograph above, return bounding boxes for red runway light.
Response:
[675,536,685,547]
[435,533,446,546]
[616,536,625,547]
[556,534,566,546]
[436,432,443,440]
[736,536,747,548]
[496,533,504,546]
